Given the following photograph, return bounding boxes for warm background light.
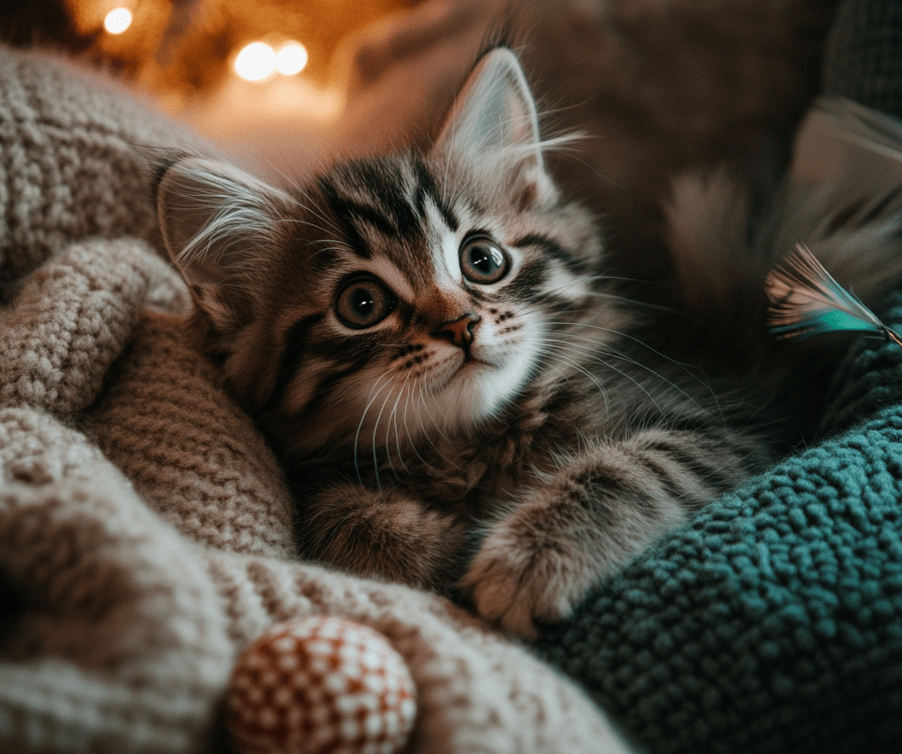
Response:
[60,0,407,97]
[103,7,132,35]
[234,42,276,82]
[276,43,308,76]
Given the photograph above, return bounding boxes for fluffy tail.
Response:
[656,164,902,445]
[663,167,902,349]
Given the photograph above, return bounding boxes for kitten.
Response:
[154,48,902,638]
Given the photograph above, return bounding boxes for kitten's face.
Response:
[156,49,607,460]
[257,156,598,457]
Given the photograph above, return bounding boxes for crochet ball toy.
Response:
[226,617,417,754]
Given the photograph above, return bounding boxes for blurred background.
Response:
[6,0,401,94]
[0,0,507,179]
[0,0,412,141]
[0,0,840,281]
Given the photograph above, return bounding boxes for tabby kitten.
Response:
[155,49,902,637]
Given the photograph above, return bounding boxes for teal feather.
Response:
[765,243,902,346]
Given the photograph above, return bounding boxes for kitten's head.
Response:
[157,49,612,460]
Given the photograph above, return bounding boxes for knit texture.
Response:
[537,2,902,750]
[0,47,618,754]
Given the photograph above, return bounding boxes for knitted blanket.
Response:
[0,48,626,754]
[3,0,902,750]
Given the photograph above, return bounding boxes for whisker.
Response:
[303,244,351,261]
[539,332,710,410]
[414,384,465,473]
[542,339,663,412]
[396,375,463,477]
[534,343,610,414]
[538,329,705,410]
[273,217,345,239]
[402,381,435,471]
[519,289,675,318]
[387,376,411,476]
[371,381,399,488]
[353,372,394,488]
[541,320,701,375]
[283,183,346,237]
[547,353,611,414]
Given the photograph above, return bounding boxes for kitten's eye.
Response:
[335,277,395,329]
[460,236,509,284]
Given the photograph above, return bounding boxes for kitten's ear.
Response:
[433,48,557,207]
[155,156,292,332]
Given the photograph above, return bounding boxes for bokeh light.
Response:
[104,8,132,35]
[276,43,309,76]
[235,42,277,82]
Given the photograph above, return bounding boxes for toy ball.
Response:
[226,616,417,754]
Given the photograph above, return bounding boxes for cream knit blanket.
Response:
[0,47,622,754]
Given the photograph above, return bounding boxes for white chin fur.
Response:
[348,325,543,453]
[422,331,541,437]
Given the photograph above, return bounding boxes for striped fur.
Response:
[157,49,902,637]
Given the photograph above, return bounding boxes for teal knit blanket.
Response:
[539,292,902,752]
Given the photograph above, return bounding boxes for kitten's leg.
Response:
[299,483,467,590]
[461,428,756,638]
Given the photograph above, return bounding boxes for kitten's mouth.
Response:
[460,350,493,368]
[444,353,489,385]
[438,347,498,390]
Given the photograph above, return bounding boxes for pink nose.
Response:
[437,314,480,349]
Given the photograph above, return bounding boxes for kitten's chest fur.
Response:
[296,351,727,519]
[352,390,557,514]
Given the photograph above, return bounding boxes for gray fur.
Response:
[158,49,902,638]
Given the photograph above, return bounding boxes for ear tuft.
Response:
[156,157,292,332]
[433,48,557,206]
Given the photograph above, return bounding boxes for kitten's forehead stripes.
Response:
[349,160,421,240]
[412,158,459,232]
[318,178,376,259]
[317,160,427,256]
[314,157,462,274]
[319,159,429,238]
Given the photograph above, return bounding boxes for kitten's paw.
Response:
[460,519,595,639]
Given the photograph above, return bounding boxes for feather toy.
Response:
[765,243,902,347]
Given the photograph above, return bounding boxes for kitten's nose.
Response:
[437,314,481,349]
